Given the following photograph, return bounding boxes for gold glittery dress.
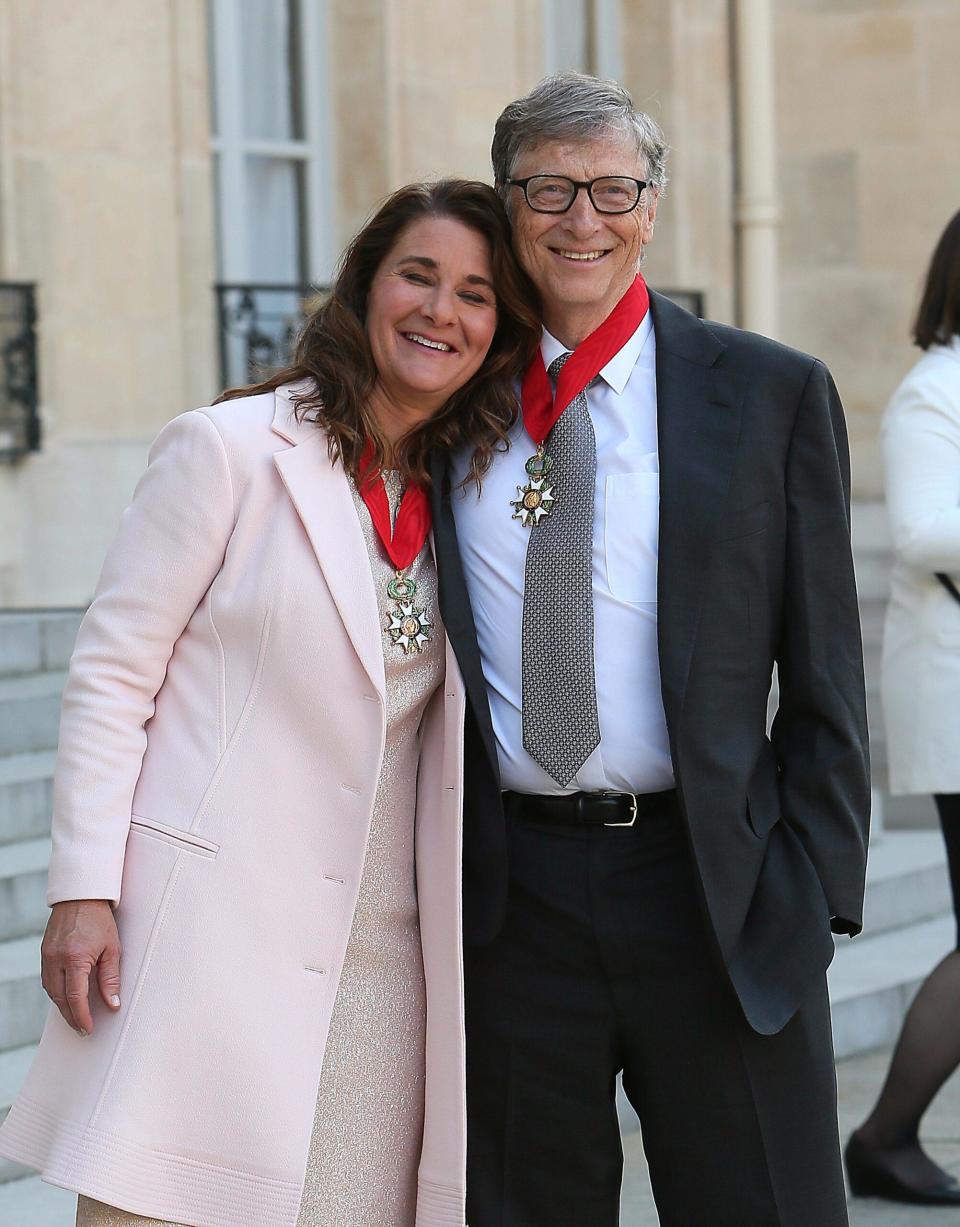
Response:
[77,471,443,1227]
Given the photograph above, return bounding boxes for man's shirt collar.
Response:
[539,311,654,397]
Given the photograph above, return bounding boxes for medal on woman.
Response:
[385,571,432,654]
[357,443,434,655]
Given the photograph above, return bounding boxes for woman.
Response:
[0,179,539,1227]
[845,207,960,1206]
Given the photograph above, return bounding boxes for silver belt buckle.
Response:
[602,790,638,827]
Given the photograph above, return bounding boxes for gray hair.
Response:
[492,71,669,197]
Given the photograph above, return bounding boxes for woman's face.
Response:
[366,215,499,416]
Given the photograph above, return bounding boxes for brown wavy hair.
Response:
[217,179,541,488]
[914,207,960,350]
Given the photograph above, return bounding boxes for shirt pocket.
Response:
[604,471,660,604]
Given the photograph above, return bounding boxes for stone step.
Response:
[881,792,940,830]
[0,838,50,942]
[0,751,55,845]
[857,830,952,937]
[0,612,81,680]
[829,913,956,1060]
[0,1044,36,1182]
[0,934,47,1053]
[0,672,67,757]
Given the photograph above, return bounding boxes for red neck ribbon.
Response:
[520,274,650,446]
[357,442,432,571]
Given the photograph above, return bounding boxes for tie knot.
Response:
[547,352,573,385]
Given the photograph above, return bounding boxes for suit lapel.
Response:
[272,388,387,702]
[652,293,745,726]
[428,295,745,768]
[429,452,501,778]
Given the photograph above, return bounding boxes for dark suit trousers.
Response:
[464,799,848,1227]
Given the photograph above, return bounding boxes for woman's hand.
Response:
[41,900,122,1036]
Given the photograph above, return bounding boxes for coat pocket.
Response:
[745,744,781,838]
[716,499,771,543]
[129,814,220,858]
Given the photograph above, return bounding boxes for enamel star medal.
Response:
[510,445,557,527]
[385,570,432,654]
[357,442,434,655]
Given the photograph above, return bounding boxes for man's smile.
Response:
[549,247,614,263]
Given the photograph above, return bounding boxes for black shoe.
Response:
[845,1132,960,1205]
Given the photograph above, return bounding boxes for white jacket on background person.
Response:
[882,336,960,795]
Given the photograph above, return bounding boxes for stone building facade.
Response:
[0,0,957,609]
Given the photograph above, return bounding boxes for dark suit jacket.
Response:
[430,290,871,1035]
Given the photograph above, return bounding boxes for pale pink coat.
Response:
[0,387,468,1227]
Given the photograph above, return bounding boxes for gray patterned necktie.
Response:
[521,352,601,785]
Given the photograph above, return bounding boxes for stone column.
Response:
[732,0,780,338]
[620,0,737,324]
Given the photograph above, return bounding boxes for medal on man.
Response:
[510,446,557,526]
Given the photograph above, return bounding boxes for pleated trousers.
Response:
[464,799,848,1227]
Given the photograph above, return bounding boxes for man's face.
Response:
[507,131,658,331]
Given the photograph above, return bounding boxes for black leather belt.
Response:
[503,788,679,828]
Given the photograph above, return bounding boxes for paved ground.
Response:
[2,1048,959,1225]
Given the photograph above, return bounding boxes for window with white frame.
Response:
[541,0,623,81]
[208,0,335,287]
[207,0,335,383]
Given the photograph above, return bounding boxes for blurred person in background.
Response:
[0,179,539,1227]
[846,208,960,1207]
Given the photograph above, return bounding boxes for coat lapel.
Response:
[271,387,387,701]
[651,293,745,726]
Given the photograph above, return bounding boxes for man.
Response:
[431,72,870,1226]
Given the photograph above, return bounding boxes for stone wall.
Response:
[620,0,960,499]
[777,0,960,497]
[329,0,544,247]
[0,0,549,607]
[0,0,217,605]
[1,0,958,603]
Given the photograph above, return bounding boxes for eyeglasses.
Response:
[507,175,649,215]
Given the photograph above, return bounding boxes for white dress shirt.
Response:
[451,313,675,795]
